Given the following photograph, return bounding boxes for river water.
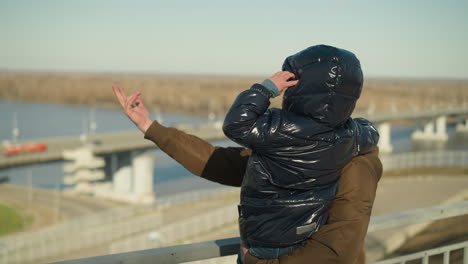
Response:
[1,100,467,196]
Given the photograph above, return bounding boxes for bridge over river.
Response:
[0,123,225,169]
[1,105,468,170]
[1,106,467,204]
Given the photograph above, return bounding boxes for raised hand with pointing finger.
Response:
[112,85,152,133]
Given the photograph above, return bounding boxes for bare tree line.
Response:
[1,72,467,116]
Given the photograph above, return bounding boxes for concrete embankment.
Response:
[0,184,125,232]
[0,185,240,264]
[2,175,468,264]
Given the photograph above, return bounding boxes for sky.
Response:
[1,0,467,79]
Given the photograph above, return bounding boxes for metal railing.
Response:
[381,150,468,171]
[109,203,238,254]
[374,240,468,264]
[49,200,468,264]
[0,208,162,264]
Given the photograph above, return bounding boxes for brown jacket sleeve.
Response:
[144,121,251,187]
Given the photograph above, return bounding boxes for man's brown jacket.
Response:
[144,121,383,264]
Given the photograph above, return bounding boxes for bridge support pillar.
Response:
[378,122,393,153]
[132,152,155,203]
[111,152,133,194]
[411,116,448,141]
[456,118,468,133]
[99,151,155,204]
[436,116,448,139]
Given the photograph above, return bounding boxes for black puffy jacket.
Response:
[223,45,379,248]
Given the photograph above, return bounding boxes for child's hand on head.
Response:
[268,71,299,94]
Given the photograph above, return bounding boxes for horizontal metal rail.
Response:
[373,240,468,264]
[368,200,468,232]
[381,151,468,171]
[50,200,468,264]
[49,237,240,264]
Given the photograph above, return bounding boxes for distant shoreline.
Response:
[1,72,467,116]
[1,70,467,81]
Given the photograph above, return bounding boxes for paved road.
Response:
[26,190,240,264]
[0,184,125,231]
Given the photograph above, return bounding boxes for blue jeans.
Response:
[237,251,243,264]
[249,243,304,259]
[237,243,304,263]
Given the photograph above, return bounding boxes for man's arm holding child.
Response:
[144,121,250,187]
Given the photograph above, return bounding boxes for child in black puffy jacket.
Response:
[223,45,379,261]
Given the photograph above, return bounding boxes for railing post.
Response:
[1,246,7,264]
[436,116,449,140]
[422,254,429,264]
[464,246,468,264]
[443,251,449,264]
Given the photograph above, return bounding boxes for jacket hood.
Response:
[282,45,363,127]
